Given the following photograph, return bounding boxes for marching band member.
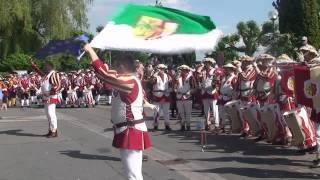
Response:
[83,72,95,107]
[76,72,85,107]
[235,55,257,138]
[60,73,69,107]
[201,58,221,131]
[84,44,151,180]
[29,73,38,105]
[275,54,295,145]
[31,60,61,138]
[253,54,288,144]
[151,64,173,131]
[218,63,238,133]
[20,75,30,107]
[299,46,320,167]
[68,73,79,108]
[174,65,196,131]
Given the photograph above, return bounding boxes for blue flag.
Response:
[34,35,89,59]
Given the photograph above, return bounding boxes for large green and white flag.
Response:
[90,4,222,54]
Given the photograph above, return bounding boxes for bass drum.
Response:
[225,100,242,133]
[283,107,317,148]
[240,103,261,135]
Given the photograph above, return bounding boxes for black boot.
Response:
[239,132,249,138]
[186,125,191,131]
[180,125,185,131]
[154,125,158,131]
[165,125,172,131]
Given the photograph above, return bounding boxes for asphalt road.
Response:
[0,105,319,180]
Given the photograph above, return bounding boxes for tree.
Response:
[0,0,93,59]
[273,0,320,48]
[213,20,273,63]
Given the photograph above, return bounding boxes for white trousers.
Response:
[202,99,219,127]
[120,149,143,180]
[177,100,192,126]
[44,103,57,131]
[153,102,170,126]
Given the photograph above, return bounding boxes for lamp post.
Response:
[268,9,278,56]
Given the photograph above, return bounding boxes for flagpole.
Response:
[109,51,112,67]
[77,51,86,61]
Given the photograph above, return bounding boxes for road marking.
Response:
[58,113,227,180]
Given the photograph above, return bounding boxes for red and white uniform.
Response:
[91,59,151,180]
[255,67,276,105]
[201,67,221,127]
[20,78,30,93]
[83,75,94,106]
[32,63,61,132]
[68,75,78,105]
[237,65,257,133]
[256,67,288,142]
[152,72,172,126]
[175,72,195,127]
[219,73,237,127]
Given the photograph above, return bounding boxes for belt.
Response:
[114,119,145,128]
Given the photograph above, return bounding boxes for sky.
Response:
[87,0,275,35]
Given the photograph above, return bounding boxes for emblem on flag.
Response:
[304,80,319,98]
[133,16,178,40]
[287,76,295,91]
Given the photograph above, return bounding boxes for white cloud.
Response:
[161,0,191,10]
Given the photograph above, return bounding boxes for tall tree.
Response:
[0,0,93,58]
[213,20,273,63]
[273,0,320,48]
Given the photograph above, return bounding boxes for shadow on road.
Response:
[194,167,320,179]
[188,156,309,167]
[59,150,121,161]
[165,130,298,156]
[0,129,44,137]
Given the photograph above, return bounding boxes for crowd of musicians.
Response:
[0,39,320,168]
[0,69,113,110]
[140,43,320,168]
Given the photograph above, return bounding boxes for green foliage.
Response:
[0,53,32,72]
[274,0,320,48]
[213,20,273,63]
[0,0,93,59]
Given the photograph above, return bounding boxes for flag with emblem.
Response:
[35,34,89,59]
[90,4,222,54]
[294,65,320,112]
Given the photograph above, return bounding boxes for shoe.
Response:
[143,155,148,162]
[205,125,212,131]
[216,127,225,134]
[154,126,158,131]
[312,159,320,164]
[254,136,265,142]
[295,149,307,155]
[44,130,52,137]
[239,132,249,138]
[47,131,58,138]
[180,125,185,131]
[165,125,172,131]
[307,146,318,154]
[310,159,320,168]
[186,126,191,131]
